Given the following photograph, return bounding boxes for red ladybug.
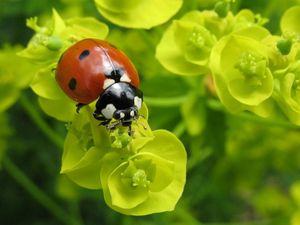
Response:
[55,39,143,128]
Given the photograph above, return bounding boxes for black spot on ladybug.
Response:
[68,78,77,90]
[79,50,90,60]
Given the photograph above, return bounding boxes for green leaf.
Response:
[0,45,37,112]
[17,44,60,65]
[227,69,273,105]
[273,72,300,125]
[0,85,19,113]
[130,104,154,151]
[100,151,131,205]
[173,21,216,66]
[280,6,300,34]
[51,8,66,35]
[19,9,109,66]
[38,97,75,121]
[101,130,186,215]
[156,11,216,75]
[31,65,66,100]
[209,27,274,117]
[132,153,175,192]
[94,0,139,13]
[61,107,110,189]
[62,147,103,190]
[95,0,183,29]
[107,162,150,209]
[64,17,109,41]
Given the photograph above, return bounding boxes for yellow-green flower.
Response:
[210,26,274,117]
[95,0,182,29]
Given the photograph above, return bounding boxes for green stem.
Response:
[207,99,300,130]
[19,95,64,149]
[85,105,109,148]
[172,121,186,137]
[202,219,271,225]
[69,201,84,225]
[137,30,157,50]
[144,95,187,107]
[262,0,281,19]
[175,207,202,225]
[3,157,79,225]
[233,112,300,129]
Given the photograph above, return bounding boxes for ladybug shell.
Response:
[55,39,140,104]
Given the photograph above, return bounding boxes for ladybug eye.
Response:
[79,50,90,60]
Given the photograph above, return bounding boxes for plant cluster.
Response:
[17,8,186,215]
[157,4,300,126]
[1,0,300,223]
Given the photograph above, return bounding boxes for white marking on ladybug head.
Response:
[130,110,135,117]
[120,112,125,118]
[103,78,115,89]
[120,73,131,83]
[134,96,142,109]
[101,104,116,119]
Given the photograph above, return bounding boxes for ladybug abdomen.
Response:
[56,40,107,104]
[55,39,140,104]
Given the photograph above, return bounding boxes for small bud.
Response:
[277,38,292,55]
[214,1,230,18]
[46,36,63,51]
[110,128,132,148]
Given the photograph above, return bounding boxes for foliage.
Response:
[19,9,109,121]
[94,0,183,29]
[1,0,300,224]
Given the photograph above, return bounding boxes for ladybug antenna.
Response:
[76,103,86,113]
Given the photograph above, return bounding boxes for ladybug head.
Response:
[113,106,139,126]
[93,82,143,128]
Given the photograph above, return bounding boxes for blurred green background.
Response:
[1,0,300,224]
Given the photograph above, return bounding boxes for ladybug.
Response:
[55,39,143,128]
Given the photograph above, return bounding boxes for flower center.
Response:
[132,169,150,188]
[189,27,205,49]
[235,51,267,86]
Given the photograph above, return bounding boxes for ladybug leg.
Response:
[128,125,134,136]
[93,112,112,127]
[100,119,111,126]
[106,120,121,131]
[93,113,108,121]
[76,103,86,113]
